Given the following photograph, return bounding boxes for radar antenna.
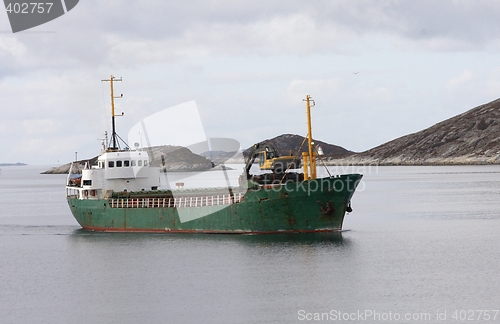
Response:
[101,75,127,151]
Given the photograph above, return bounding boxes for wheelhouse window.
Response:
[144,160,148,166]
[116,160,122,167]
[108,161,114,168]
[124,160,130,167]
[138,160,142,166]
[131,160,136,166]
[83,180,92,186]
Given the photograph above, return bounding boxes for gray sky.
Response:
[2,0,500,165]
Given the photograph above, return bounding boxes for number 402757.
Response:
[5,2,53,14]
[452,310,499,321]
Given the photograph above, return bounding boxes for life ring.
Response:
[83,190,88,197]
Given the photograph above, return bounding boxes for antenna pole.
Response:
[101,75,123,150]
[110,75,117,149]
[304,95,316,179]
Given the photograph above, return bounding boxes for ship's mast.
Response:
[101,75,123,151]
[303,95,317,179]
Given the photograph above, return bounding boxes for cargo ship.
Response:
[65,76,362,233]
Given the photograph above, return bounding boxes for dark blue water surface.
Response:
[1,165,499,323]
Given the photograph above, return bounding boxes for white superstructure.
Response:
[66,75,160,200]
[67,149,160,200]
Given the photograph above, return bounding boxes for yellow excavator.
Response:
[242,142,302,184]
[241,95,323,187]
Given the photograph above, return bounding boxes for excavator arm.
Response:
[243,141,301,180]
[243,142,272,179]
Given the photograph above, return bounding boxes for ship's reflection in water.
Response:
[66,229,356,323]
[69,228,348,246]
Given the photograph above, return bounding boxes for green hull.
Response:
[67,174,362,234]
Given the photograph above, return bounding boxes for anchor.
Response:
[320,201,334,215]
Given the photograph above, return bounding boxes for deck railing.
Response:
[107,193,244,209]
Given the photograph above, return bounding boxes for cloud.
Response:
[485,68,500,96]
[3,0,500,78]
[445,70,474,90]
[317,1,500,48]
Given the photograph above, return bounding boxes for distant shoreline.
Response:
[0,163,27,166]
[324,156,500,166]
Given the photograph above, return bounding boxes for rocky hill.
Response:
[200,150,241,164]
[148,145,214,171]
[243,134,354,158]
[336,98,500,165]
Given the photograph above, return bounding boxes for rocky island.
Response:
[333,97,500,165]
[242,134,354,159]
[0,163,27,166]
[42,145,214,174]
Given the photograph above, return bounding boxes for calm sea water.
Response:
[1,165,499,324]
